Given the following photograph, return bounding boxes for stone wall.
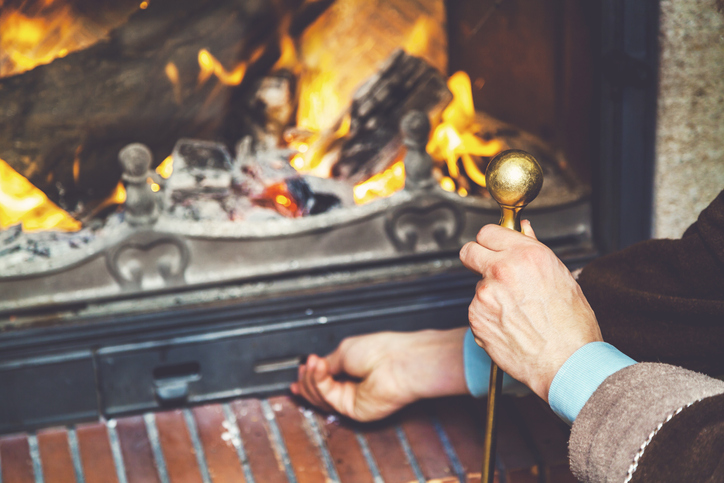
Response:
[654,0,724,238]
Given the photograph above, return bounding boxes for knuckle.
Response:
[476,224,496,244]
[468,303,478,323]
[490,262,511,281]
[473,284,487,304]
[523,243,547,261]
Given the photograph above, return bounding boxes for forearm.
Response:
[399,327,469,400]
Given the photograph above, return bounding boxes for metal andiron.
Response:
[481,149,543,483]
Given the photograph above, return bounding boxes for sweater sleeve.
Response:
[569,362,724,483]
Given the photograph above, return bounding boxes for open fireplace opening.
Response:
[0,0,658,434]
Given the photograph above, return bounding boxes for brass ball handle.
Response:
[481,149,543,483]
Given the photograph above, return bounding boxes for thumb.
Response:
[314,358,359,418]
[521,219,538,240]
[325,345,345,376]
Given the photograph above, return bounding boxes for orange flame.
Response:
[197,49,246,86]
[109,182,127,204]
[164,62,182,103]
[350,72,501,205]
[156,155,174,179]
[427,72,502,189]
[353,160,405,205]
[402,16,437,58]
[274,33,301,74]
[0,158,81,232]
[289,114,351,176]
[0,5,134,78]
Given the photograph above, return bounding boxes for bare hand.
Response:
[290,328,468,422]
[459,220,603,402]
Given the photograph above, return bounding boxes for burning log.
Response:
[333,50,451,183]
[301,50,451,185]
[0,0,331,213]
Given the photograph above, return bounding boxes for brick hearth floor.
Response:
[0,394,577,483]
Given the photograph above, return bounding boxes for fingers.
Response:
[325,344,345,376]
[462,222,541,276]
[303,355,334,411]
[460,241,497,275]
[521,220,537,240]
[292,354,354,416]
[475,223,530,251]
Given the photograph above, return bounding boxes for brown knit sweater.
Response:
[578,190,724,376]
[569,190,724,482]
[569,364,724,482]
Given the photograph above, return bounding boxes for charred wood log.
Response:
[330,50,451,183]
[0,0,331,213]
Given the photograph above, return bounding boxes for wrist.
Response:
[531,340,595,403]
[401,328,468,401]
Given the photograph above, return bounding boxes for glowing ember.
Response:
[427,71,503,190]
[197,49,246,86]
[275,194,292,207]
[353,160,405,205]
[0,159,81,232]
[255,182,301,218]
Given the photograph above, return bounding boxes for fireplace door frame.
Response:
[0,0,660,434]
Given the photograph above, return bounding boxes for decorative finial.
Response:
[401,110,435,190]
[485,149,543,231]
[119,143,161,226]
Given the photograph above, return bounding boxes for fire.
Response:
[0,159,81,232]
[288,113,351,176]
[255,182,302,218]
[296,67,344,133]
[353,160,405,205]
[349,72,503,205]
[156,155,174,179]
[402,16,439,59]
[109,182,127,204]
[148,178,161,192]
[0,4,134,78]
[440,176,456,192]
[273,15,301,75]
[275,34,298,72]
[197,49,247,86]
[427,71,503,190]
[289,7,452,204]
[165,62,182,103]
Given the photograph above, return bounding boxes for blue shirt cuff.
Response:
[463,328,529,397]
[549,342,636,425]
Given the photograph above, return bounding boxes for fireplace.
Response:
[0,0,658,433]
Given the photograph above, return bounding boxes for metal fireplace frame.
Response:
[0,0,659,434]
